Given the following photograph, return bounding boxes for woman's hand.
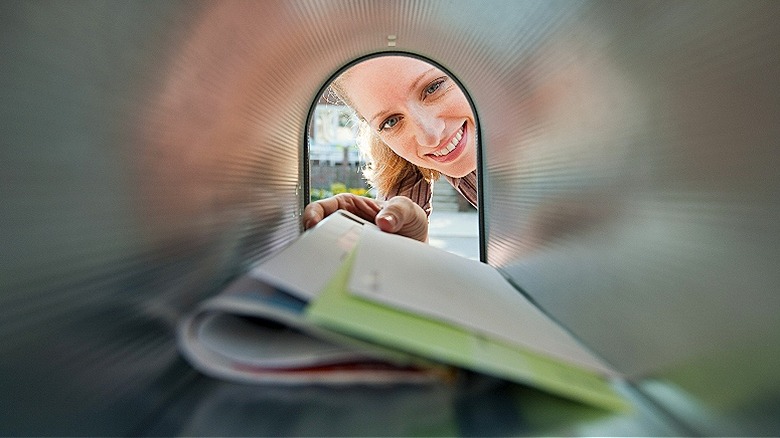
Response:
[303,193,428,242]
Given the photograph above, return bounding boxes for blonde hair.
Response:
[330,78,439,197]
[355,121,439,196]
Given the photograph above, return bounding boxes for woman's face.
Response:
[340,56,477,178]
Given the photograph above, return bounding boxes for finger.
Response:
[302,201,328,230]
[303,193,382,229]
[302,196,345,229]
[376,196,428,242]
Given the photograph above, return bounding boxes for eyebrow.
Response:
[369,67,439,126]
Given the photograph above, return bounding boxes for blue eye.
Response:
[424,78,446,97]
[380,115,401,131]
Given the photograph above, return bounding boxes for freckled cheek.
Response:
[456,101,475,119]
[442,89,471,110]
[385,137,423,162]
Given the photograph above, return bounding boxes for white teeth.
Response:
[432,126,464,157]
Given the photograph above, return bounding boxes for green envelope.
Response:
[306,248,631,412]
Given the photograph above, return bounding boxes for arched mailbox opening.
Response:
[306,53,483,260]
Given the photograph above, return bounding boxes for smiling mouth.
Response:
[430,123,465,158]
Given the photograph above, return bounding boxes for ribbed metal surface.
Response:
[1,0,779,435]
[477,2,780,434]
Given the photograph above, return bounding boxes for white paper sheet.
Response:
[252,211,377,300]
[347,227,618,376]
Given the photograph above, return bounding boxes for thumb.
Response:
[376,196,428,242]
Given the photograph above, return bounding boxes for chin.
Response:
[442,163,477,178]
[445,170,475,179]
[447,156,478,178]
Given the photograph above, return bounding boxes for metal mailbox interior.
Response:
[2,1,779,435]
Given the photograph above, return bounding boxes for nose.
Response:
[410,106,445,148]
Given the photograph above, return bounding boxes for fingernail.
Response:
[377,214,396,230]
